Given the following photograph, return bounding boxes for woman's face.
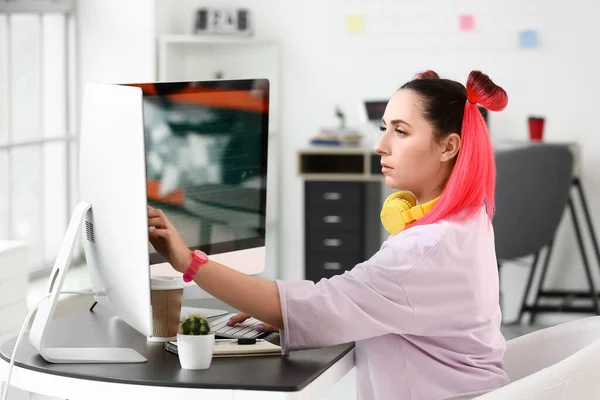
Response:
[375,89,459,203]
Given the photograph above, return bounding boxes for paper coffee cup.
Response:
[147,276,184,342]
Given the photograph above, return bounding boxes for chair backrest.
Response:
[503,315,600,381]
[475,316,600,399]
[493,144,574,260]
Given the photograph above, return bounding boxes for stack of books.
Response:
[310,128,362,146]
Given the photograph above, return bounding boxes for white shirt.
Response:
[276,206,509,399]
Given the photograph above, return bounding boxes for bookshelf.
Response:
[155,34,282,280]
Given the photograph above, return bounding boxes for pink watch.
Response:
[182,250,209,283]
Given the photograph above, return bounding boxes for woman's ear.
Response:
[440,133,460,162]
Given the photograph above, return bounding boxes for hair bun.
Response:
[416,70,440,80]
[466,71,508,111]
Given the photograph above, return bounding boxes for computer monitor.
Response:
[129,79,269,276]
[28,79,270,364]
[359,99,388,124]
[29,82,152,363]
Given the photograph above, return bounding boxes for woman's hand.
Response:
[147,205,192,273]
[227,312,279,334]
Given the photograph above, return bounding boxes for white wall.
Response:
[79,0,600,323]
[207,0,600,293]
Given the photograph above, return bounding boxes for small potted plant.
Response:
[177,313,214,370]
[335,105,346,130]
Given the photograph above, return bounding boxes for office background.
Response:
[1,1,600,398]
[85,0,600,325]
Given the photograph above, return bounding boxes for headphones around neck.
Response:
[380,192,439,235]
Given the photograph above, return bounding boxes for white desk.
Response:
[0,354,355,400]
[0,300,355,400]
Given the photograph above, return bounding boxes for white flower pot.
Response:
[176,333,215,370]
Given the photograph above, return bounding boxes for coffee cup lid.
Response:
[151,275,185,290]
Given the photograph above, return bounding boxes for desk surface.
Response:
[0,299,354,393]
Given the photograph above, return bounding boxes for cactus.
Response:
[179,313,211,335]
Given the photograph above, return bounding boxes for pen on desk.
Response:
[215,338,265,344]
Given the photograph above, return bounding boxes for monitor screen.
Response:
[126,80,269,264]
[364,100,388,122]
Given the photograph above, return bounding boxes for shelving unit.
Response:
[159,35,278,45]
[298,147,386,282]
[157,34,281,133]
[155,34,282,280]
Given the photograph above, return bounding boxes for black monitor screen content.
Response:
[128,80,269,264]
[364,100,388,122]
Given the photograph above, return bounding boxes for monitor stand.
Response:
[28,201,146,364]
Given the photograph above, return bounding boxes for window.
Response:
[0,1,77,275]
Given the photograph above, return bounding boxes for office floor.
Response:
[321,323,548,400]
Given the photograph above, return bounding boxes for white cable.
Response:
[1,290,99,400]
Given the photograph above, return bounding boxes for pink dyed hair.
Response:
[410,70,508,228]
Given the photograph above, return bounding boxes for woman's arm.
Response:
[148,205,422,351]
[190,260,283,330]
[148,206,283,329]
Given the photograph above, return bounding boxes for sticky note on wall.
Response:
[459,14,476,32]
[345,13,365,34]
[519,30,539,49]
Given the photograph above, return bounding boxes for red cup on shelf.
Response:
[528,116,545,141]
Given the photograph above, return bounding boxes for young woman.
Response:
[148,69,509,400]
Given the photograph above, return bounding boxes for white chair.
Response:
[475,316,600,399]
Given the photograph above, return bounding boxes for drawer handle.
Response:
[323,238,342,247]
[323,262,342,270]
[323,215,341,224]
[323,192,342,201]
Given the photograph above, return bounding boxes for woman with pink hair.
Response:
[148,70,509,400]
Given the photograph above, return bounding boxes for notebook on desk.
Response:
[163,339,281,358]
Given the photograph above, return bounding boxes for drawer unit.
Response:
[299,149,387,283]
[306,182,361,207]
[305,181,365,282]
[306,251,362,282]
[307,232,360,254]
[307,205,361,232]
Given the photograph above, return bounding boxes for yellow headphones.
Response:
[380,192,439,235]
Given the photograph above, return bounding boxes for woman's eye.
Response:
[396,129,407,135]
[379,126,386,132]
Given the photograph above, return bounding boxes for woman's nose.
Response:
[374,135,389,156]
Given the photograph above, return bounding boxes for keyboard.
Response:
[208,313,266,339]
[180,306,229,319]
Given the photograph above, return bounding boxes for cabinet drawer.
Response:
[306,251,362,282]
[307,205,361,231]
[306,268,348,282]
[306,182,361,207]
[307,232,361,253]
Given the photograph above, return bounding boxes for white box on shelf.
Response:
[0,301,27,338]
[0,241,28,280]
[0,241,28,341]
[0,276,27,312]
